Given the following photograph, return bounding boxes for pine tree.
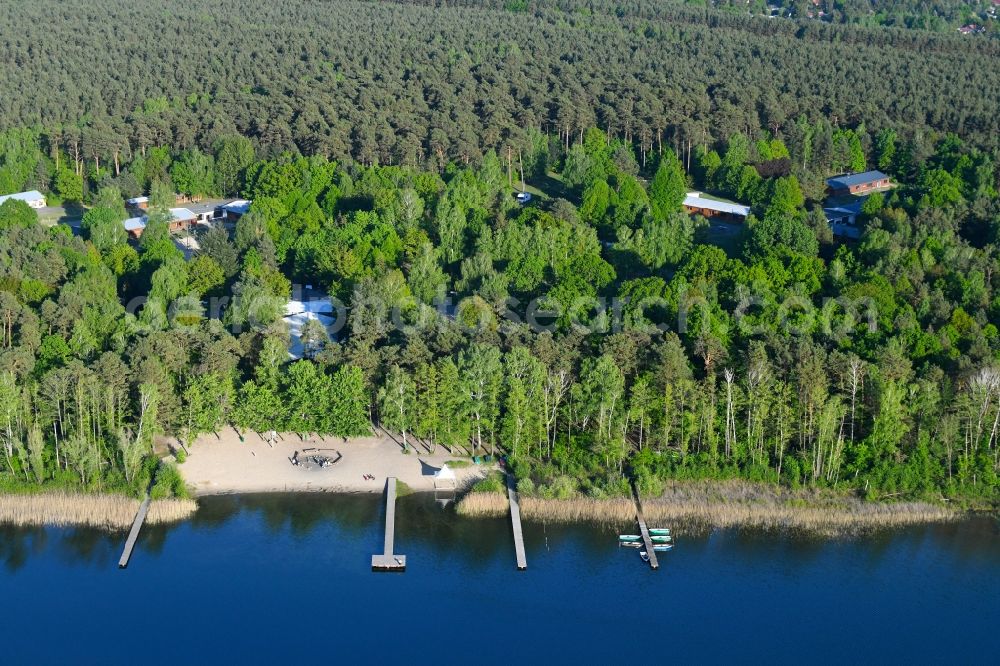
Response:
[648,149,687,218]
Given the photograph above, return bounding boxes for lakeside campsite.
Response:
[0,1,998,660]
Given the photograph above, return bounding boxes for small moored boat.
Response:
[651,536,672,543]
[648,528,671,536]
[639,551,650,562]
[653,544,673,552]
[619,541,643,548]
[618,534,642,542]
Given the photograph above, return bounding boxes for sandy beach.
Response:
[178,427,492,496]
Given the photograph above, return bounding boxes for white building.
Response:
[682,192,751,221]
[221,199,252,221]
[0,190,46,209]
[121,208,197,239]
[123,216,147,238]
[284,295,337,359]
[125,196,149,211]
[185,201,220,224]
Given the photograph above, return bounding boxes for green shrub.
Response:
[472,473,504,493]
[636,473,664,498]
[550,475,577,499]
[150,462,188,499]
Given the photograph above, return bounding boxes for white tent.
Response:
[434,464,457,489]
[434,464,456,481]
[433,463,458,504]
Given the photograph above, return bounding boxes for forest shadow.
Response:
[419,459,441,476]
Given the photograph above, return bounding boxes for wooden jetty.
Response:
[371,477,406,572]
[506,473,527,571]
[118,495,151,569]
[630,482,659,570]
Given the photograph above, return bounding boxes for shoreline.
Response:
[456,479,962,534]
[0,483,971,534]
[1,451,972,534]
[189,486,386,497]
[0,492,197,530]
[189,483,443,497]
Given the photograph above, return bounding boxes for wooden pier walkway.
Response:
[506,473,527,571]
[118,495,151,569]
[630,482,659,570]
[371,477,406,571]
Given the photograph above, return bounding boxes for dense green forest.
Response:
[0,0,998,177]
[1,110,998,504]
[0,0,997,505]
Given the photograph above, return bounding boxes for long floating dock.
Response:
[372,477,406,572]
[631,482,659,570]
[118,495,151,569]
[507,473,527,571]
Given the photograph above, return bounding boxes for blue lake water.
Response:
[1,493,998,664]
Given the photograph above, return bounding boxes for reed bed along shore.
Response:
[0,492,197,530]
[456,480,958,534]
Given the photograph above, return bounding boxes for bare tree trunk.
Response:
[849,358,864,444]
[507,145,513,189]
[724,369,735,459]
[518,149,525,191]
[71,141,81,176]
